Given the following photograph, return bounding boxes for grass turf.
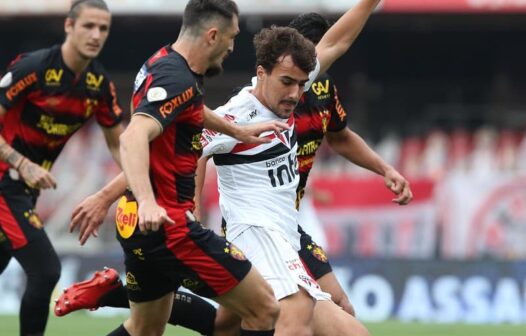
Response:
[1,313,525,335]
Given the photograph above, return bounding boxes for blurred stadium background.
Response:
[1,0,526,334]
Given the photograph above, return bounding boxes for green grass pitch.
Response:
[1,313,525,335]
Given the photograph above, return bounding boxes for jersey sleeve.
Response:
[328,84,348,132]
[0,53,40,110]
[133,62,202,131]
[95,73,123,128]
[200,106,238,157]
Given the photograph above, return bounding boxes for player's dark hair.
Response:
[288,12,331,44]
[182,0,239,35]
[254,26,316,75]
[68,0,109,20]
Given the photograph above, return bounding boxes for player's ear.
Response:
[64,17,74,34]
[206,28,219,46]
[256,65,266,81]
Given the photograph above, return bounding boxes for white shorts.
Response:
[231,226,331,301]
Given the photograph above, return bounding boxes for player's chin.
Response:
[80,49,100,60]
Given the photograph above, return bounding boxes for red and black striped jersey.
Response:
[132,46,205,225]
[294,73,347,204]
[0,45,122,179]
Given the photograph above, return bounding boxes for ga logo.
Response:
[311,80,330,96]
[45,69,63,86]
[115,195,138,239]
[86,72,104,90]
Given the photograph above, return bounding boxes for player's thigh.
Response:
[316,272,355,316]
[275,288,315,335]
[313,300,369,336]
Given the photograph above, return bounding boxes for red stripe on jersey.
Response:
[0,196,28,249]
[230,115,294,154]
[165,225,240,296]
[148,47,169,66]
[151,123,178,207]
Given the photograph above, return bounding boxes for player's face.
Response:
[65,6,111,60]
[258,55,309,119]
[206,15,239,77]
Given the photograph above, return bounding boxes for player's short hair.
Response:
[288,13,331,45]
[254,26,317,75]
[182,0,239,35]
[68,0,109,20]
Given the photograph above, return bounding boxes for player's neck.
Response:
[61,43,91,75]
[171,39,208,76]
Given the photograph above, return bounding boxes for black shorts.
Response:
[297,225,333,280]
[221,218,332,280]
[0,175,43,251]
[117,202,252,303]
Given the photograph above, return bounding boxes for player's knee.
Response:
[242,291,280,328]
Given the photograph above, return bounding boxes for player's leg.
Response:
[298,225,355,316]
[313,300,369,336]
[213,306,241,336]
[0,188,61,336]
[13,233,61,336]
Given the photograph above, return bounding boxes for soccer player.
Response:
[79,1,295,335]
[0,1,124,335]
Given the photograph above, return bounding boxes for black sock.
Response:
[240,330,275,336]
[107,324,130,336]
[168,291,216,335]
[99,285,130,308]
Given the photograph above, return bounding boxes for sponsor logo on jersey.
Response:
[84,98,99,118]
[116,195,138,239]
[134,65,148,92]
[334,89,346,121]
[297,139,322,157]
[159,87,194,118]
[6,72,37,101]
[147,87,168,102]
[311,79,331,99]
[86,72,104,90]
[192,133,203,152]
[45,69,63,86]
[0,72,13,88]
[224,242,247,261]
[36,115,82,136]
[125,272,141,291]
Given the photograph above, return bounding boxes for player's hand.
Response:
[384,167,413,205]
[138,199,175,233]
[18,159,57,189]
[234,121,290,144]
[70,192,112,245]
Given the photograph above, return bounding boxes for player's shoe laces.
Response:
[54,267,122,316]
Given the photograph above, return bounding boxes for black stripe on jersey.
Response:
[213,129,297,166]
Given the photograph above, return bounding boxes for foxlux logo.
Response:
[267,154,297,187]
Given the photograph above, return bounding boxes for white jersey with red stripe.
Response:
[201,87,301,249]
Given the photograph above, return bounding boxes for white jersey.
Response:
[202,88,301,248]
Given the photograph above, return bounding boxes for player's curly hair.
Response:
[254,26,317,75]
[182,0,239,35]
[288,12,332,45]
[68,0,109,20]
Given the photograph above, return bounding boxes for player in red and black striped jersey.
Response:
[0,1,124,335]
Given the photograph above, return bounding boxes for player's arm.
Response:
[0,106,56,189]
[194,155,211,222]
[70,172,127,245]
[120,114,174,232]
[316,0,380,74]
[203,106,288,144]
[101,124,124,166]
[326,128,413,205]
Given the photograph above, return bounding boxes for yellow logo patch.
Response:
[86,72,104,90]
[45,69,63,86]
[116,195,138,239]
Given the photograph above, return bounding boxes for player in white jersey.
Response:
[198,25,370,336]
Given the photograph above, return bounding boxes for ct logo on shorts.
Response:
[115,195,138,239]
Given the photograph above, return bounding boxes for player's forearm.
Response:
[119,130,155,204]
[96,172,128,206]
[317,0,380,74]
[0,135,25,169]
[327,128,390,176]
[203,106,237,137]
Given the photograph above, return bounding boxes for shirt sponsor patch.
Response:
[0,72,13,88]
[147,87,168,102]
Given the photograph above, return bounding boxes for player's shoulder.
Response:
[7,45,58,71]
[148,47,194,81]
[216,89,257,121]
